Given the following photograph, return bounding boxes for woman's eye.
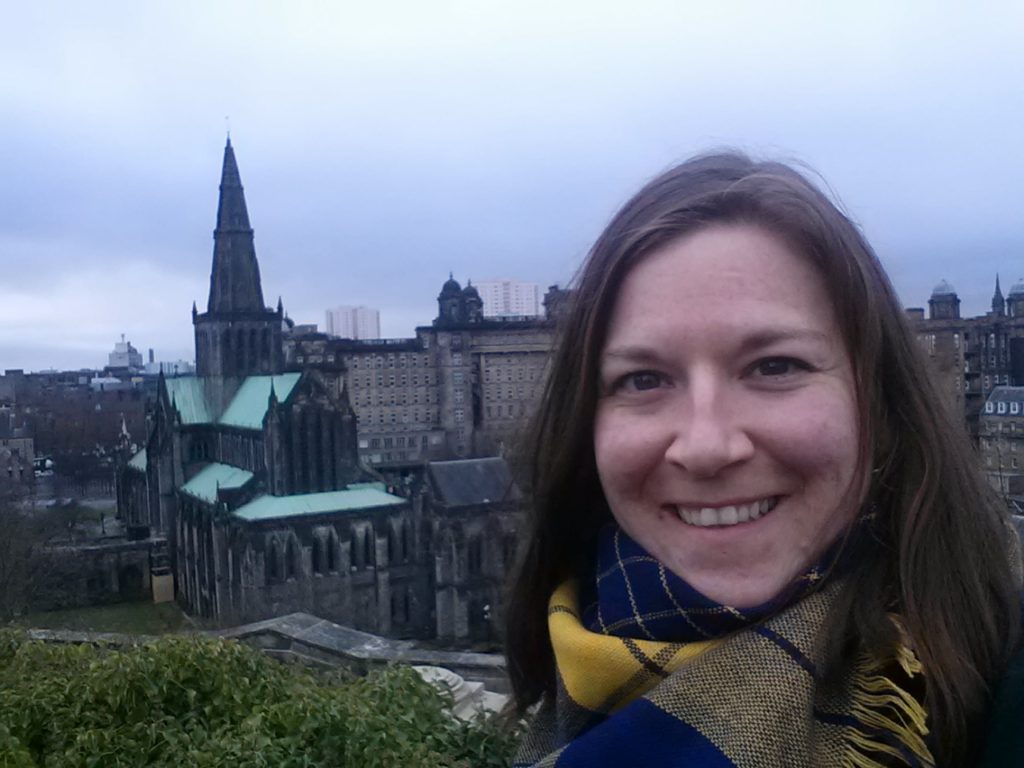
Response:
[614,371,664,392]
[753,357,807,377]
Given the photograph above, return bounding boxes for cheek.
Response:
[593,410,664,497]
[768,406,860,494]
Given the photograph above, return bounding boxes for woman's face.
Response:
[593,223,860,607]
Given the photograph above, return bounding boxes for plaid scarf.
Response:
[514,525,933,767]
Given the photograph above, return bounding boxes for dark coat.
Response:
[980,648,1024,765]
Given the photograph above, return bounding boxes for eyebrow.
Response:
[601,328,833,363]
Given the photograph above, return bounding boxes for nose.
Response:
[663,379,754,478]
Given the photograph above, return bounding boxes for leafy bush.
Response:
[0,630,519,767]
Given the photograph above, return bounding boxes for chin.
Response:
[687,569,797,609]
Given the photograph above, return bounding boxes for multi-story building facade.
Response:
[911,276,1024,437]
[286,278,559,469]
[474,278,542,318]
[325,305,381,340]
[108,335,144,371]
[979,387,1024,498]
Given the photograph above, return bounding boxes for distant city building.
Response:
[979,387,1024,498]
[143,360,196,376]
[911,275,1024,439]
[0,407,34,490]
[90,375,130,392]
[287,273,564,468]
[325,306,380,340]
[474,278,541,318]
[108,335,143,371]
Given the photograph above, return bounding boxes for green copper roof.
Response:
[180,462,254,504]
[165,377,212,424]
[219,373,302,430]
[233,486,404,522]
[127,448,147,471]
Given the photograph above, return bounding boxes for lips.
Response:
[674,497,780,527]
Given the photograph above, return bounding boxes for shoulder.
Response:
[978,646,1024,765]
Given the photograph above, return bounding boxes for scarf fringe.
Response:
[843,650,933,767]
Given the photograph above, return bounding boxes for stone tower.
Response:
[193,138,283,381]
[928,280,960,321]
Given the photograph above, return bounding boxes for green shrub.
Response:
[0,629,519,767]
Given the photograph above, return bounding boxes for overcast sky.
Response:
[1,1,1022,371]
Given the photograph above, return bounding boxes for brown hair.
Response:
[505,152,1020,765]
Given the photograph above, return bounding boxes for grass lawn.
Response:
[13,600,193,635]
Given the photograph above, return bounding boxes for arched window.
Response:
[467,534,483,577]
[249,328,258,372]
[363,525,374,568]
[327,529,338,572]
[236,329,245,372]
[401,520,411,563]
[223,331,232,370]
[261,328,271,368]
[312,535,324,575]
[267,539,281,583]
[285,536,298,579]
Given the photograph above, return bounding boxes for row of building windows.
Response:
[357,391,439,406]
[985,400,1024,415]
[484,385,532,400]
[986,456,1020,469]
[355,408,439,425]
[346,354,431,370]
[265,522,413,584]
[350,374,439,388]
[483,366,540,382]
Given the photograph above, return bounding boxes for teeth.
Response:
[675,498,778,528]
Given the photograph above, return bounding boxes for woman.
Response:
[505,152,1022,767]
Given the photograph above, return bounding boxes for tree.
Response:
[0,493,85,621]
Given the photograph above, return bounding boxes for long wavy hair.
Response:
[504,151,1020,765]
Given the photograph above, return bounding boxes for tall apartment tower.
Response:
[325,305,381,340]
[474,278,541,318]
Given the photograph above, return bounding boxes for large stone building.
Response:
[116,140,531,645]
[911,276,1024,436]
[286,277,566,469]
[979,386,1024,499]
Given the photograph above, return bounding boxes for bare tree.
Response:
[0,491,85,621]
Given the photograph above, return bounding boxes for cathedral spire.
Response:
[207,138,266,314]
[993,273,1006,316]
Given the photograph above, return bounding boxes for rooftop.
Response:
[180,462,254,503]
[127,448,147,472]
[165,377,212,424]
[219,373,301,429]
[233,484,404,522]
[427,457,521,508]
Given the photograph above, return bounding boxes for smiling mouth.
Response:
[674,497,780,528]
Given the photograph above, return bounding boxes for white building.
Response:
[108,335,143,370]
[325,306,381,340]
[474,279,541,318]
